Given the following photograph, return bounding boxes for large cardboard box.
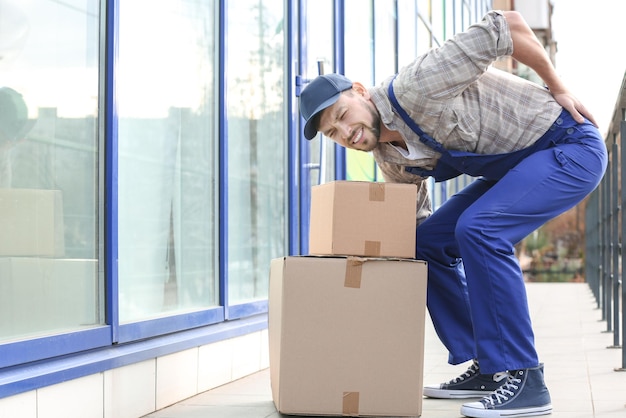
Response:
[0,189,65,257]
[309,181,417,258]
[269,256,427,417]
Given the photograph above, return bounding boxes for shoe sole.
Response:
[460,403,553,417]
[423,387,493,399]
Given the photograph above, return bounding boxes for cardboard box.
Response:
[269,256,427,417]
[309,181,417,258]
[0,189,65,257]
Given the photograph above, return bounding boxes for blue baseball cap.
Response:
[300,73,353,140]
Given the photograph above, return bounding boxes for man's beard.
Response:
[360,104,381,151]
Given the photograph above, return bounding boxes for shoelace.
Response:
[493,371,509,383]
[447,361,479,384]
[482,371,522,406]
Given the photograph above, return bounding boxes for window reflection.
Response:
[226,0,286,304]
[117,0,217,322]
[0,0,101,340]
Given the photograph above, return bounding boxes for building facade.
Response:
[0,1,555,417]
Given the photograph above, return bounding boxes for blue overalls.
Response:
[388,78,608,374]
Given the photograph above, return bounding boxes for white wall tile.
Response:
[260,329,270,369]
[197,338,233,392]
[104,359,156,418]
[155,348,198,410]
[0,391,36,418]
[232,332,262,380]
[1,330,268,417]
[38,374,103,418]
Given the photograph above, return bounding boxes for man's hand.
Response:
[552,90,598,127]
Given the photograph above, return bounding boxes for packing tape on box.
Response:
[342,391,360,415]
[344,257,365,288]
[366,184,384,256]
[368,182,385,201]
[364,240,381,256]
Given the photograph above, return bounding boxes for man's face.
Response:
[317,87,381,151]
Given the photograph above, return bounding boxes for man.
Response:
[299,10,607,418]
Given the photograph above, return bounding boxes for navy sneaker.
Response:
[423,360,509,399]
[460,364,552,417]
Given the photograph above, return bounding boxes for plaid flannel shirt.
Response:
[369,10,563,225]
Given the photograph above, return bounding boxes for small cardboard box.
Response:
[309,181,417,258]
[269,256,427,417]
[0,189,65,257]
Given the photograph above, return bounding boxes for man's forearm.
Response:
[503,10,597,124]
[503,11,565,94]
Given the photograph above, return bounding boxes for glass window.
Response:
[304,0,335,186]
[417,0,434,53]
[458,0,472,32]
[443,0,455,40]
[345,0,374,84]
[374,0,397,84]
[431,0,445,44]
[398,0,418,67]
[117,0,218,323]
[345,0,376,181]
[226,0,286,305]
[0,0,101,341]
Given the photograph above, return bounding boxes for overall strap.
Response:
[387,75,442,151]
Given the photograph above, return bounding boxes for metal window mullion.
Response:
[333,0,346,180]
[105,0,120,343]
[218,0,229,318]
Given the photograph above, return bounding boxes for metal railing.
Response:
[585,72,626,371]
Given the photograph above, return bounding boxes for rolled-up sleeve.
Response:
[403,10,513,100]
[376,159,432,226]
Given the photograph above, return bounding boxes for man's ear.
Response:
[351,82,370,99]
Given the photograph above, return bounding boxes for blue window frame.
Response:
[0,0,105,365]
[1,0,286,388]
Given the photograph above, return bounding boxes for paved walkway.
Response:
[144,283,626,417]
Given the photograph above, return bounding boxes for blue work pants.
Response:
[415,112,607,374]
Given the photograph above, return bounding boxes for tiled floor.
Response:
[143,283,626,418]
